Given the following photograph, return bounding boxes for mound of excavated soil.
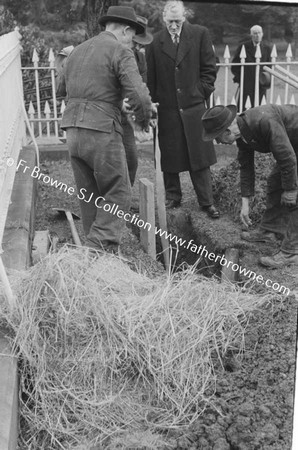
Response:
[30,152,298,450]
[213,151,276,225]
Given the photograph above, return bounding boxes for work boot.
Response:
[259,251,298,268]
[165,199,181,209]
[241,230,279,243]
[201,205,220,219]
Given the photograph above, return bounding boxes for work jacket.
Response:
[237,104,298,196]
[61,31,152,133]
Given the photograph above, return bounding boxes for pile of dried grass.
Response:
[0,247,272,449]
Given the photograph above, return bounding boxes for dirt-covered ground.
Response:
[32,144,298,450]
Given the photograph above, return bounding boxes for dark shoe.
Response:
[202,205,220,219]
[241,230,279,243]
[165,199,181,209]
[259,251,298,268]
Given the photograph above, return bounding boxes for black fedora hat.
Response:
[259,71,271,89]
[99,6,145,35]
[133,16,153,45]
[202,105,237,141]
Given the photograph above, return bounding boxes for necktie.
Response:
[173,34,179,46]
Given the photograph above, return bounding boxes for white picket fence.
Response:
[22,41,298,143]
[22,47,66,143]
[212,43,298,110]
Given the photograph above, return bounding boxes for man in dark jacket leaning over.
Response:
[201,104,298,268]
[61,6,154,255]
[146,0,219,218]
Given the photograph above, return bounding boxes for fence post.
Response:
[239,45,246,113]
[269,45,277,104]
[254,44,261,107]
[223,45,230,106]
[49,48,59,137]
[32,48,42,137]
[285,44,293,104]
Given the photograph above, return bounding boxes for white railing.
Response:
[22,48,66,144]
[212,43,298,109]
[22,42,298,142]
[0,29,26,305]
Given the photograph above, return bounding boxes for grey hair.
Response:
[163,0,185,16]
[250,25,263,34]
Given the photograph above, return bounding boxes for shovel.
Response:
[52,208,82,246]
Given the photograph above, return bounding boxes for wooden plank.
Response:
[139,178,156,259]
[0,337,18,450]
[154,123,170,271]
[221,248,240,283]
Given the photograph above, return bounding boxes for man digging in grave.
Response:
[201,103,298,269]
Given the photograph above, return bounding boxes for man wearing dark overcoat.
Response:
[146,0,219,218]
[61,6,153,254]
[231,25,272,110]
[202,104,298,268]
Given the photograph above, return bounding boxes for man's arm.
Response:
[260,117,298,192]
[115,45,153,130]
[238,142,255,197]
[134,49,148,84]
[145,42,157,102]
[231,44,241,83]
[199,27,217,99]
[238,142,255,227]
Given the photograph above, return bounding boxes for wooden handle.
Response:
[65,210,82,246]
[154,120,170,271]
[264,66,298,89]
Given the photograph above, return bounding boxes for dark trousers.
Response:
[163,168,214,206]
[260,163,298,254]
[67,127,131,249]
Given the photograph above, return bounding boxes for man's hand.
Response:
[122,97,133,114]
[281,190,298,207]
[149,103,159,128]
[151,102,159,115]
[240,197,252,228]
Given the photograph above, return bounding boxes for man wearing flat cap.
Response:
[201,104,298,268]
[61,6,154,255]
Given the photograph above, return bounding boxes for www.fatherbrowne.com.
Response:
[18,159,289,297]
[154,226,290,296]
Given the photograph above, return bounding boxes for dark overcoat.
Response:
[231,40,272,109]
[146,21,217,173]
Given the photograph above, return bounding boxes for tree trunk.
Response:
[85,0,119,38]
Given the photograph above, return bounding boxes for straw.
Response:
[0,246,274,449]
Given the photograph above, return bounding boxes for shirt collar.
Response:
[169,29,182,40]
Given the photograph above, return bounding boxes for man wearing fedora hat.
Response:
[202,103,298,268]
[146,0,219,219]
[61,6,154,255]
